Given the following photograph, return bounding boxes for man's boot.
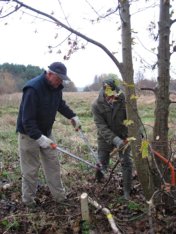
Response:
[122,165,132,200]
[96,150,109,182]
[95,169,104,182]
[120,147,132,200]
[124,188,131,200]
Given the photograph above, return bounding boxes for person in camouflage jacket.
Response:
[91,78,132,199]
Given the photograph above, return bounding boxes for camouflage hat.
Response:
[103,78,120,96]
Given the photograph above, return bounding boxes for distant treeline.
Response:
[1,63,175,95]
[83,73,121,92]
[83,72,176,95]
[0,63,77,94]
[0,63,122,94]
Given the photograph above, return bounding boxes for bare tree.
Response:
[139,0,176,190]
[152,0,171,174]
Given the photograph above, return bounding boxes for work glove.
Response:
[70,116,81,131]
[36,135,53,148]
[113,136,126,151]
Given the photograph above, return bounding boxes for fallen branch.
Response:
[100,159,120,192]
[88,196,122,234]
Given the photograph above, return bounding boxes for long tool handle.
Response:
[78,129,99,163]
[51,144,97,169]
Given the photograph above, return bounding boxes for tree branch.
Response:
[140,87,156,93]
[171,18,176,25]
[100,5,119,19]
[0,0,123,73]
[0,4,21,18]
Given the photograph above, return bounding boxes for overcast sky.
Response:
[0,0,176,87]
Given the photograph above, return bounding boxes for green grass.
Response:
[0,219,20,232]
[0,108,18,119]
[138,104,154,123]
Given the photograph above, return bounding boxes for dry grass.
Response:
[0,92,175,143]
[137,94,155,105]
[0,114,16,127]
[0,91,174,107]
[0,92,21,108]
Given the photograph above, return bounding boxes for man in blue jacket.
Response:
[16,62,81,207]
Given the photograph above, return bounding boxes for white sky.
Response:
[0,0,176,87]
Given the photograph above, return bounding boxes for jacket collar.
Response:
[97,88,112,111]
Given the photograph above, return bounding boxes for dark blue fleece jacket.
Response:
[16,72,76,139]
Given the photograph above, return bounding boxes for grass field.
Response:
[0,92,176,170]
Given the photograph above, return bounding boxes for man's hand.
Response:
[70,116,81,131]
[113,136,127,151]
[36,135,53,148]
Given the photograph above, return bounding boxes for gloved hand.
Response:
[70,116,81,131]
[113,136,126,150]
[36,135,53,148]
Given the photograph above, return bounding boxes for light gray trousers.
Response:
[18,133,65,204]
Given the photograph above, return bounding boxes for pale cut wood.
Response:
[80,192,90,222]
[80,193,121,233]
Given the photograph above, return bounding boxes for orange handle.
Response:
[152,149,175,186]
[50,143,57,149]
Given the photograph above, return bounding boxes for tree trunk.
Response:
[119,0,155,200]
[152,0,171,184]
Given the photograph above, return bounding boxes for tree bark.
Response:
[152,0,171,184]
[119,0,155,200]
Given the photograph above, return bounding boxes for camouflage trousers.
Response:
[98,146,132,194]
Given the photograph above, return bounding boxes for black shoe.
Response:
[95,169,104,182]
[24,201,38,212]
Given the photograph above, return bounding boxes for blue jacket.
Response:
[16,72,76,139]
